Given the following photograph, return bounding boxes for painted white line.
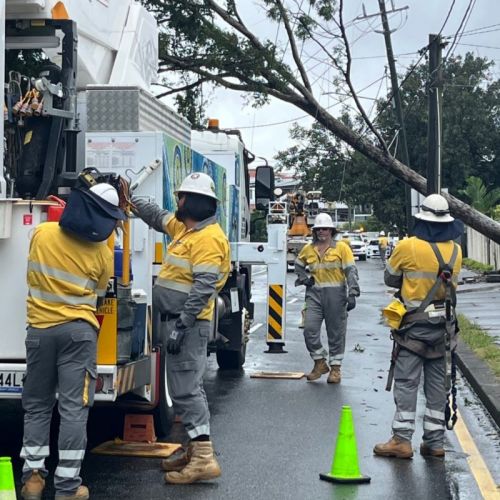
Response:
[288,298,298,304]
[248,323,263,334]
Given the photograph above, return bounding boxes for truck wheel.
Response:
[153,348,174,438]
[216,342,246,370]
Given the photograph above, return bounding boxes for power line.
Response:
[456,43,500,50]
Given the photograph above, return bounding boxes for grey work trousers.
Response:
[392,347,447,449]
[303,285,347,366]
[21,321,97,495]
[164,318,211,439]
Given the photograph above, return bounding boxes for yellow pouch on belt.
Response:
[382,299,407,330]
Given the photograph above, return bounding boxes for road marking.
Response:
[454,409,500,499]
[249,323,263,334]
[288,298,298,304]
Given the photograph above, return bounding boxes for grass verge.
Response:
[462,258,494,273]
[458,314,500,377]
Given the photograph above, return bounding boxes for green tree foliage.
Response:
[459,176,500,216]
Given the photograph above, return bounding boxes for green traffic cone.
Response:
[0,456,16,500]
[320,406,371,484]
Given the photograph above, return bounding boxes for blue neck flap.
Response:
[410,218,464,242]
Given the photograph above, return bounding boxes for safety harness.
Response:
[385,242,459,430]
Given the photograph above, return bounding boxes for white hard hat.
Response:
[175,172,218,200]
[379,230,385,236]
[415,194,454,223]
[90,183,119,207]
[312,213,335,229]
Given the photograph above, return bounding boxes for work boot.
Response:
[164,441,221,484]
[161,444,192,471]
[373,436,413,458]
[55,485,89,500]
[420,443,445,458]
[21,470,45,500]
[306,359,329,381]
[327,365,341,384]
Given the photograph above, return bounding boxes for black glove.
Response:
[166,320,187,355]
[304,276,315,287]
[346,296,356,311]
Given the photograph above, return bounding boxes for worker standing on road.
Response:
[21,180,126,500]
[294,213,360,384]
[131,172,230,485]
[374,194,463,459]
[378,230,388,265]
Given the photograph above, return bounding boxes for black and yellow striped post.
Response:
[266,284,287,353]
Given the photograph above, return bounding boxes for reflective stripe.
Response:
[155,278,192,294]
[28,261,97,291]
[59,450,85,461]
[310,262,342,271]
[316,281,346,288]
[425,408,445,420]
[342,262,355,270]
[96,288,107,297]
[423,421,444,431]
[164,254,191,270]
[403,298,422,308]
[395,411,416,421]
[29,288,97,307]
[386,262,402,276]
[404,271,438,279]
[21,446,50,457]
[392,420,415,431]
[55,466,80,479]
[193,264,220,274]
[295,259,306,268]
[188,424,211,439]
[25,459,45,469]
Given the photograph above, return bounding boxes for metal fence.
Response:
[466,226,500,269]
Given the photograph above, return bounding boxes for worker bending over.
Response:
[374,194,463,459]
[132,172,230,484]
[294,213,360,383]
[21,179,126,500]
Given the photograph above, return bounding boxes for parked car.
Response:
[336,233,367,261]
[366,239,391,259]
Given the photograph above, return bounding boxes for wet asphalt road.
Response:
[1,258,499,499]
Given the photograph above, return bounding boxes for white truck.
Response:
[0,0,288,436]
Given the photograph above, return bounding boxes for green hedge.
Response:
[462,258,494,273]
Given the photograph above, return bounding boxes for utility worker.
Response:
[374,194,463,459]
[294,213,360,383]
[378,230,388,265]
[131,172,230,484]
[21,181,126,500]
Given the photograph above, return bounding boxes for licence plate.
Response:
[0,371,25,393]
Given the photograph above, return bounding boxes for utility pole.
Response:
[427,34,444,194]
[358,1,412,233]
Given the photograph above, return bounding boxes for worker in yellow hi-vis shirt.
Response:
[132,172,230,485]
[21,180,126,500]
[294,213,360,384]
[378,230,389,265]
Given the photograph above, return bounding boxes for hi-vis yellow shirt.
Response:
[378,236,388,248]
[27,222,113,329]
[297,241,356,287]
[385,236,462,308]
[156,215,230,322]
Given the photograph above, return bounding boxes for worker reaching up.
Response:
[131,172,230,485]
[294,213,360,384]
[21,178,126,500]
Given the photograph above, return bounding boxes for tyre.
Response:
[359,254,367,261]
[216,341,246,370]
[153,347,174,438]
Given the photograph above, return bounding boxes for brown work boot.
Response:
[161,444,191,471]
[327,365,341,384]
[55,485,89,500]
[164,441,221,484]
[420,443,445,458]
[21,470,45,500]
[306,359,329,381]
[373,436,413,458]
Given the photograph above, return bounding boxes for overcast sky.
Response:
[162,0,499,165]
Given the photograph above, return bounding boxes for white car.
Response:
[366,239,391,259]
[336,233,367,261]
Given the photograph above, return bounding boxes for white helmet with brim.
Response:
[414,194,454,223]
